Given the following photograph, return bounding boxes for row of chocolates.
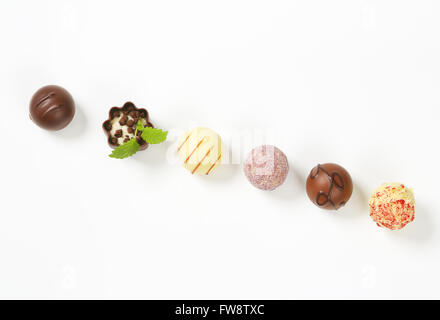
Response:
[29,85,415,231]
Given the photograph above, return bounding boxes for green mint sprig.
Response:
[140,127,168,144]
[109,138,139,159]
[109,120,168,159]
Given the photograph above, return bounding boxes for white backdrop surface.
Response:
[0,0,439,299]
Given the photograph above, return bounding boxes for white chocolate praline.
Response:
[369,182,415,230]
[177,127,224,175]
[243,145,289,191]
[110,113,148,145]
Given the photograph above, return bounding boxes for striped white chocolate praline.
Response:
[177,127,224,175]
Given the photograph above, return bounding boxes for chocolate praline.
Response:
[29,85,75,131]
[102,102,153,150]
[306,163,353,210]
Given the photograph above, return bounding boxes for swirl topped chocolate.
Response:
[29,85,75,131]
[306,163,353,210]
[103,102,153,149]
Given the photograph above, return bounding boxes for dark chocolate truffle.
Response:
[29,85,75,131]
[306,163,353,210]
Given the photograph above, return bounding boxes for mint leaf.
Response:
[109,138,140,159]
[141,127,168,144]
[136,119,144,132]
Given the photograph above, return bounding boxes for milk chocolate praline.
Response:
[29,85,75,131]
[306,163,353,210]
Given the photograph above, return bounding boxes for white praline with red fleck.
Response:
[369,183,415,230]
[243,145,289,191]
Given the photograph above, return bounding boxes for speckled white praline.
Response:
[369,183,415,230]
[110,113,148,145]
[243,145,289,191]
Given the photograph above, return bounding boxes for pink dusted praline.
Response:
[243,145,289,191]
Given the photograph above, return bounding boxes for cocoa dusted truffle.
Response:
[306,163,353,210]
[243,145,289,191]
[29,85,75,131]
[102,102,153,150]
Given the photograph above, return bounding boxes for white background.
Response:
[0,0,438,299]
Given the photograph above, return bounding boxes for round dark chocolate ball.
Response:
[306,163,353,210]
[29,85,75,131]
